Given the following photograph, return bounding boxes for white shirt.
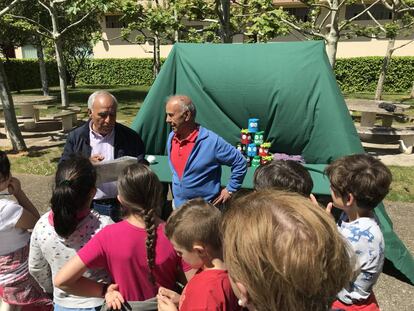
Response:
[0,198,30,255]
[89,121,117,199]
[29,211,113,308]
[337,216,385,304]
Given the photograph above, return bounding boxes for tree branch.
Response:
[317,10,332,32]
[60,9,95,37]
[9,14,53,36]
[361,0,386,32]
[0,0,23,17]
[281,17,326,39]
[380,0,393,11]
[38,0,53,17]
[339,0,381,31]
[391,38,414,51]
[310,3,332,10]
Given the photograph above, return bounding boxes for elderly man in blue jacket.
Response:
[166,95,247,208]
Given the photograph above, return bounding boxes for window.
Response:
[105,15,126,28]
[21,45,37,59]
[285,8,310,22]
[345,4,392,20]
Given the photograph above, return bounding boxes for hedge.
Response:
[76,58,160,86]
[2,56,414,93]
[335,57,414,93]
[3,59,59,91]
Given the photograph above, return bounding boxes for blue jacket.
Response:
[167,126,247,207]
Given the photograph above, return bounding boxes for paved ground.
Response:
[11,173,414,311]
[2,123,413,309]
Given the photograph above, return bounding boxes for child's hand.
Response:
[8,177,22,196]
[310,194,334,217]
[104,284,124,310]
[157,293,178,311]
[158,287,180,306]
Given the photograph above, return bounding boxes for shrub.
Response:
[3,59,59,91]
[3,56,414,93]
[76,58,160,86]
[335,57,414,93]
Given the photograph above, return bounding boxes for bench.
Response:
[33,104,53,122]
[356,126,414,154]
[62,106,82,124]
[53,111,77,132]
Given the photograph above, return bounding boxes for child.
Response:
[222,190,353,311]
[0,151,51,310]
[29,155,113,310]
[325,154,392,311]
[253,160,313,197]
[157,199,241,311]
[54,164,187,310]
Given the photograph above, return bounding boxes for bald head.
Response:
[166,95,197,137]
[88,91,117,136]
[167,95,196,119]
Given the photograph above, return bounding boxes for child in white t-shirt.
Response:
[0,150,51,309]
[326,154,392,311]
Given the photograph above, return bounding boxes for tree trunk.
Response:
[50,3,69,107]
[325,0,340,68]
[219,0,232,43]
[54,38,69,107]
[410,81,414,99]
[0,60,27,151]
[375,38,395,100]
[153,35,161,77]
[35,36,49,96]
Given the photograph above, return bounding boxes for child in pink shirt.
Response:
[55,164,188,309]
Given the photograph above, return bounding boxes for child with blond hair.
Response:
[157,199,240,311]
[222,190,353,311]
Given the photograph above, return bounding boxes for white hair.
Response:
[87,91,118,110]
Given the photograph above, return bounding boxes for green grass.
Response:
[5,88,414,202]
[12,85,150,126]
[387,166,414,202]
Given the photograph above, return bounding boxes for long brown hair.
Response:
[117,164,162,284]
[222,190,353,311]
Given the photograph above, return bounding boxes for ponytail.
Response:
[143,207,157,284]
[51,156,96,238]
[117,164,163,284]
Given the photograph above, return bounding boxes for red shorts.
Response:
[332,293,380,311]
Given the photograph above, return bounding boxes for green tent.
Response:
[131,42,414,284]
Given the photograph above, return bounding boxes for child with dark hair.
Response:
[54,164,188,310]
[29,155,112,311]
[253,160,313,197]
[325,154,392,311]
[0,151,51,310]
[157,199,241,311]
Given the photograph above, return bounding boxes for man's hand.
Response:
[90,154,105,163]
[157,293,178,311]
[212,188,232,206]
[104,284,124,310]
[8,176,22,196]
[158,287,180,306]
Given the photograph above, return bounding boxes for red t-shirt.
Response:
[170,128,199,179]
[179,269,241,311]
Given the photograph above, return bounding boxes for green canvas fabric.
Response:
[132,42,413,284]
